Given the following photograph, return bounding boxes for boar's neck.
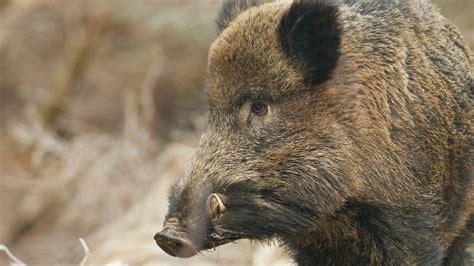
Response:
[285,201,443,265]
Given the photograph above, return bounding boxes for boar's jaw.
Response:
[154,227,198,258]
[154,224,244,258]
[155,206,248,257]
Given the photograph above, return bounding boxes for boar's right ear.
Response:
[278,0,342,86]
[216,0,263,33]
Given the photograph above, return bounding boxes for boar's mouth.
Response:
[154,220,243,258]
[155,194,246,258]
[154,226,198,258]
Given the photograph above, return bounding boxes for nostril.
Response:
[154,230,197,258]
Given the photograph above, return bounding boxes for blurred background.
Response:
[0,0,472,265]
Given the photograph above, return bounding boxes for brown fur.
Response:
[156,1,473,265]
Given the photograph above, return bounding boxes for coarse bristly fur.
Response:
[155,0,473,265]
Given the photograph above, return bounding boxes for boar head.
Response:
[155,0,356,258]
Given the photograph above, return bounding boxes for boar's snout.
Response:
[154,228,197,258]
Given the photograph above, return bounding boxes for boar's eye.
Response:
[250,100,268,116]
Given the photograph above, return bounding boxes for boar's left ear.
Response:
[278,0,342,86]
[217,0,263,33]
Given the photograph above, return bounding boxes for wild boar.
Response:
[154,0,473,264]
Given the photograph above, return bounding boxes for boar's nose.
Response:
[154,229,197,258]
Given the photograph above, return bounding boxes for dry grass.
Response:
[0,3,290,264]
[1,81,290,265]
[0,0,472,265]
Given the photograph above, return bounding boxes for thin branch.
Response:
[79,238,91,266]
[0,244,26,266]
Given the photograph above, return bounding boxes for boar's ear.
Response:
[217,0,263,33]
[278,0,342,86]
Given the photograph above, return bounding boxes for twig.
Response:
[140,46,164,132]
[38,28,92,129]
[79,238,91,266]
[0,244,26,266]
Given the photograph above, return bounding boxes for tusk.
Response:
[207,193,226,220]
